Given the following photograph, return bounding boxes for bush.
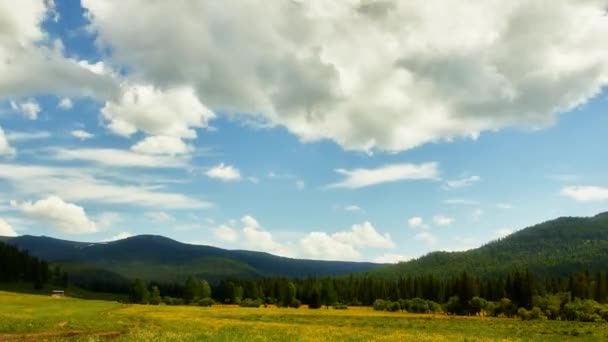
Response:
[373,299,386,311]
[290,299,302,308]
[333,303,348,310]
[239,298,262,308]
[197,297,215,307]
[408,298,430,313]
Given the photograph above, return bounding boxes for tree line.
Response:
[125,269,608,321]
[0,242,67,289]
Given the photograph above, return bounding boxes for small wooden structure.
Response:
[51,290,65,298]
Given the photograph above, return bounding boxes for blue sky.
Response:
[0,1,607,262]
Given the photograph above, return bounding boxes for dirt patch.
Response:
[0,330,122,341]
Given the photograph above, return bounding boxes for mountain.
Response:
[0,235,382,284]
[372,211,608,279]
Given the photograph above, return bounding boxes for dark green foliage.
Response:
[239,298,262,307]
[197,297,215,307]
[0,242,53,288]
[373,213,608,280]
[333,303,348,309]
[149,286,161,305]
[129,278,149,304]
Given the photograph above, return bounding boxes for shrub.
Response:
[198,297,215,307]
[408,298,430,313]
[239,298,262,308]
[373,299,386,311]
[333,303,348,310]
[290,299,302,308]
[388,301,401,312]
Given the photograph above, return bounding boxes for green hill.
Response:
[1,235,382,285]
[372,211,608,279]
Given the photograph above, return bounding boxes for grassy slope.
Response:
[1,291,607,341]
[373,213,608,279]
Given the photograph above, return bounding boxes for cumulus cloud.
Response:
[108,231,132,241]
[71,130,94,140]
[0,218,18,237]
[0,0,117,100]
[298,232,361,261]
[58,97,73,110]
[373,253,412,264]
[83,0,608,152]
[11,196,97,234]
[241,215,289,256]
[205,163,241,182]
[445,176,480,188]
[432,215,454,225]
[561,186,608,201]
[408,216,426,229]
[96,211,122,229]
[332,222,395,249]
[495,228,513,238]
[131,135,193,156]
[10,99,41,120]
[101,84,214,139]
[0,126,15,156]
[214,224,238,243]
[328,162,438,189]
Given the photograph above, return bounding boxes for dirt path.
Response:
[0,330,122,341]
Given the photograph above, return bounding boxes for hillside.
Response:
[1,235,382,284]
[372,211,608,279]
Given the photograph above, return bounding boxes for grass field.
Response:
[1,291,607,341]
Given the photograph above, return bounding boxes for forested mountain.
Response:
[373,212,608,279]
[0,235,382,284]
[0,241,65,289]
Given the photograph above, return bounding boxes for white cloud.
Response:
[373,253,412,264]
[0,0,117,100]
[408,216,426,229]
[433,215,454,225]
[71,130,94,140]
[83,0,608,152]
[241,215,290,256]
[11,196,97,234]
[561,186,608,202]
[444,199,480,206]
[495,203,513,209]
[5,130,51,142]
[445,176,480,188]
[298,232,360,261]
[131,135,193,156]
[0,126,15,156]
[495,228,513,238]
[58,97,73,110]
[214,224,238,242]
[332,222,395,249]
[328,162,439,189]
[0,218,17,237]
[108,231,132,241]
[205,163,241,182]
[145,211,175,223]
[344,205,362,212]
[0,163,210,209]
[10,99,41,120]
[414,231,436,245]
[101,84,214,139]
[51,148,186,168]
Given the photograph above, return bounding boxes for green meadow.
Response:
[1,291,607,341]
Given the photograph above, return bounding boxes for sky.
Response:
[0,0,607,263]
